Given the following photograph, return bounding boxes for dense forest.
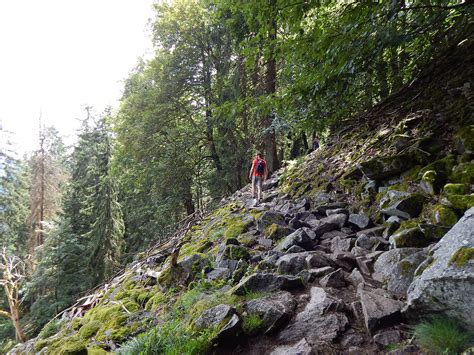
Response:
[1,0,473,352]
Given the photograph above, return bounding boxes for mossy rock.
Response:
[450,162,474,184]
[446,194,474,211]
[449,247,474,268]
[454,125,474,154]
[432,205,458,227]
[223,245,251,261]
[419,155,458,185]
[46,335,88,355]
[357,153,419,181]
[238,234,257,247]
[78,320,101,339]
[145,291,166,311]
[264,224,294,241]
[443,183,470,195]
[390,227,431,248]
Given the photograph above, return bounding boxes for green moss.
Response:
[223,219,246,239]
[419,155,457,177]
[400,260,413,276]
[450,162,474,184]
[34,338,51,352]
[450,248,474,268]
[391,227,429,248]
[86,347,109,354]
[455,125,474,153]
[444,183,469,195]
[79,320,101,339]
[422,170,437,183]
[145,291,166,311]
[432,205,458,227]
[250,210,264,220]
[447,194,474,211]
[47,335,88,355]
[38,318,64,339]
[264,223,278,238]
[223,245,250,260]
[238,234,256,247]
[242,313,264,335]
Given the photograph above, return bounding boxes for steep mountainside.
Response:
[11,36,474,355]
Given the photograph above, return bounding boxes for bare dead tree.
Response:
[0,247,26,342]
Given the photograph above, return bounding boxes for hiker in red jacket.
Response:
[249,152,268,203]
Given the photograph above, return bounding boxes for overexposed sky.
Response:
[0,0,155,153]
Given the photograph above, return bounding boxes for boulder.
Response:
[331,252,357,271]
[195,304,235,330]
[358,288,404,333]
[221,245,251,261]
[206,268,232,281]
[373,329,401,346]
[244,291,296,333]
[355,234,377,250]
[354,154,418,181]
[382,194,426,219]
[233,273,303,295]
[264,224,295,241]
[330,236,354,253]
[312,221,339,237]
[217,314,241,343]
[406,207,474,328]
[389,227,431,248]
[275,228,313,252]
[262,177,279,191]
[277,287,348,346]
[286,245,306,253]
[276,253,310,275]
[326,208,349,216]
[288,217,311,230]
[321,213,348,229]
[270,339,312,355]
[319,268,346,288]
[348,214,372,230]
[373,248,427,296]
[257,211,286,233]
[306,252,333,269]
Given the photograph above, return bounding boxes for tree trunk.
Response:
[376,57,389,99]
[263,0,279,173]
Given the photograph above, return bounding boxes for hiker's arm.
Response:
[248,164,253,180]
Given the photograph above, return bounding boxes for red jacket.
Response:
[252,158,266,177]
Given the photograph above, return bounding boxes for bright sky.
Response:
[0,0,155,153]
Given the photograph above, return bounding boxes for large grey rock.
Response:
[319,268,346,288]
[373,248,427,296]
[373,329,401,346]
[244,291,296,333]
[195,304,235,330]
[406,207,474,328]
[330,236,354,253]
[276,252,309,275]
[358,288,404,333]
[206,268,232,281]
[233,273,303,295]
[277,287,348,346]
[275,228,313,252]
[270,339,312,355]
[321,213,348,229]
[348,214,372,230]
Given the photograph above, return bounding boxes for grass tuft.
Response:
[414,317,473,354]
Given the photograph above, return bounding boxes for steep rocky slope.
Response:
[11,36,473,354]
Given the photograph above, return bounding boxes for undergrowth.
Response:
[414,317,473,354]
[117,319,218,355]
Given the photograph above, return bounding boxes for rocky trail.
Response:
[12,36,474,355]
